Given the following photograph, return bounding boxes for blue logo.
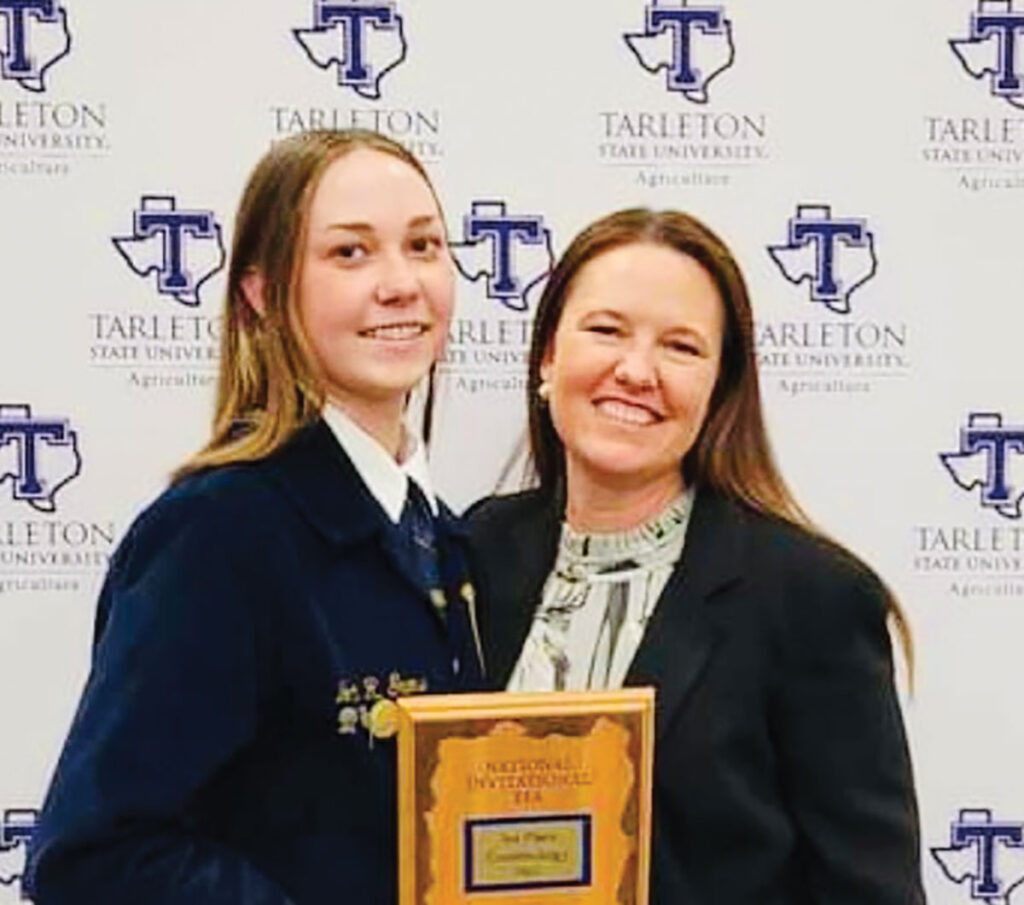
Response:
[951,0,1024,110]
[293,0,407,99]
[941,414,1024,520]
[0,0,70,93]
[623,0,734,103]
[932,808,1024,903]
[111,195,225,307]
[0,404,81,513]
[767,204,878,315]
[0,809,37,899]
[450,201,555,313]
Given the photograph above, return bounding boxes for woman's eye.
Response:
[332,243,367,262]
[409,235,444,256]
[585,324,620,336]
[666,339,700,355]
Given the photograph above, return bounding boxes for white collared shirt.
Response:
[321,403,438,524]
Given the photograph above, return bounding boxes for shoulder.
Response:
[753,501,888,663]
[742,505,880,594]
[113,462,285,578]
[89,462,296,647]
[140,462,281,532]
[699,493,891,663]
[464,488,551,540]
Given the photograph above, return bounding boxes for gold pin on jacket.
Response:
[367,699,399,740]
[430,588,447,613]
[461,582,485,672]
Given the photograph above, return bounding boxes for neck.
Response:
[326,394,405,460]
[564,465,685,533]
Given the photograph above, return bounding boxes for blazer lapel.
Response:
[483,493,561,686]
[625,490,747,741]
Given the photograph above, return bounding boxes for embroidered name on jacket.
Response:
[335,672,428,739]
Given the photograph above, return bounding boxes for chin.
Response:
[371,361,432,391]
[572,450,678,487]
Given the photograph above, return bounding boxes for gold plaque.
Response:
[396,688,654,905]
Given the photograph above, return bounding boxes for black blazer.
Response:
[466,487,924,905]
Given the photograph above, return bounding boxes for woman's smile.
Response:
[358,321,433,341]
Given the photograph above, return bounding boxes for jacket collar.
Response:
[262,420,467,595]
[321,402,440,523]
[487,486,747,740]
[261,420,389,547]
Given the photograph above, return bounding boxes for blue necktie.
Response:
[399,480,442,612]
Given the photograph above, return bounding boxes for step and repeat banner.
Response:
[1,1,1023,901]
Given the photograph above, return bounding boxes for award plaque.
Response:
[396,688,654,905]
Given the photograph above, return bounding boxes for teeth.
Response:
[363,324,426,340]
[596,400,658,426]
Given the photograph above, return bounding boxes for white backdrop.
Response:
[2,1,1023,901]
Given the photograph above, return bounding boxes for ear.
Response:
[539,343,555,386]
[238,268,266,318]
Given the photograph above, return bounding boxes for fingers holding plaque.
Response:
[396,689,654,905]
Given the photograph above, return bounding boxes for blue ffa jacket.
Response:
[26,421,484,905]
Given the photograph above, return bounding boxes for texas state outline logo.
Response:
[950,0,1024,110]
[111,195,226,308]
[940,413,1024,520]
[767,203,878,315]
[932,808,1024,904]
[0,404,80,514]
[449,201,555,314]
[623,0,735,103]
[293,0,407,99]
[0,0,71,93]
[0,808,37,902]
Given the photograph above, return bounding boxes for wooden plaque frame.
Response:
[396,688,654,905]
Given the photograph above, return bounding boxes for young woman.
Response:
[467,209,924,905]
[27,130,484,905]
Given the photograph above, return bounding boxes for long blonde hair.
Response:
[526,208,914,677]
[175,129,440,481]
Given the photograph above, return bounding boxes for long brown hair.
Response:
[526,208,913,674]
[174,129,443,481]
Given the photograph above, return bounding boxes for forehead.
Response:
[306,147,439,230]
[563,241,722,319]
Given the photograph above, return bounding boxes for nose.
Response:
[375,251,420,305]
[613,340,658,390]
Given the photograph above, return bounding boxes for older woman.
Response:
[467,209,923,905]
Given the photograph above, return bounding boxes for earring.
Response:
[537,381,551,402]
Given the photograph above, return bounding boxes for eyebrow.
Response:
[581,308,627,320]
[582,309,708,337]
[663,324,707,337]
[324,214,442,232]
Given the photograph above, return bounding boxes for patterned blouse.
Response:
[508,490,694,692]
